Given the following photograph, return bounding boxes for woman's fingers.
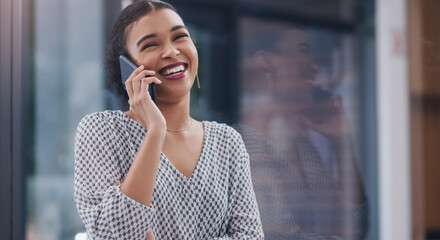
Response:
[141,77,162,88]
[125,65,144,99]
[140,77,161,98]
[133,70,155,96]
[127,67,155,100]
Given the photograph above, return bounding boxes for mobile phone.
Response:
[312,86,332,102]
[119,55,157,105]
[302,87,333,124]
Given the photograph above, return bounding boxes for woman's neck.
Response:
[158,95,191,131]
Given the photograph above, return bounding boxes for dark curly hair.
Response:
[105,0,177,109]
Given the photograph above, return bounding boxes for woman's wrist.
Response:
[146,124,167,139]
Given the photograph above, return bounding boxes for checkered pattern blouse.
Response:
[74,110,264,240]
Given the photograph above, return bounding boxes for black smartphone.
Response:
[119,55,157,105]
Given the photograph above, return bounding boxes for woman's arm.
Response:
[300,95,368,238]
[74,113,160,239]
[120,65,166,207]
[119,126,165,207]
[75,67,166,239]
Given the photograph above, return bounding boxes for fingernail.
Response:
[138,65,144,69]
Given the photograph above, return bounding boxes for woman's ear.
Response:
[255,50,276,72]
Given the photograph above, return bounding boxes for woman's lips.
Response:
[158,63,188,80]
[160,68,187,80]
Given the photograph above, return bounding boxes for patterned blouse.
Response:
[74,110,264,240]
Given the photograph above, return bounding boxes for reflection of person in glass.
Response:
[236,28,368,239]
[73,1,263,239]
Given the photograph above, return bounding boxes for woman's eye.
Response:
[300,49,310,54]
[174,33,188,41]
[142,43,158,51]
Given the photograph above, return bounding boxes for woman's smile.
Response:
[158,62,189,80]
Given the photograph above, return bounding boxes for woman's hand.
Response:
[125,65,166,132]
[145,228,156,240]
[300,94,351,143]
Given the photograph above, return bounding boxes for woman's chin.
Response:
[156,87,192,104]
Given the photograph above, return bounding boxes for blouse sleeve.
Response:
[213,127,264,239]
[74,113,155,240]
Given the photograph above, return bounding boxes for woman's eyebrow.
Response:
[136,25,187,47]
[137,34,157,47]
[170,25,186,32]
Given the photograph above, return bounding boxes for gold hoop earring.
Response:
[266,72,274,96]
[196,73,201,89]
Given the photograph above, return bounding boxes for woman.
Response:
[73,1,263,239]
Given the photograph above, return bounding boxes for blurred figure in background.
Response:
[235,26,368,239]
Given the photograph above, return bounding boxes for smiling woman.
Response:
[124,9,198,104]
[74,1,264,239]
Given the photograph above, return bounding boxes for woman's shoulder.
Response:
[77,110,131,132]
[80,110,126,121]
[202,120,244,142]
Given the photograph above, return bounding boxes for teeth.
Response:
[163,65,185,76]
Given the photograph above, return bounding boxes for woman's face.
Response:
[275,29,318,83]
[126,9,198,103]
[271,29,319,107]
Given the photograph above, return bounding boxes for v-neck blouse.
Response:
[161,120,207,181]
[74,110,264,240]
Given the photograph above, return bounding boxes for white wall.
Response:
[376,0,411,239]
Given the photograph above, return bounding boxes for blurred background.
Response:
[0,0,439,239]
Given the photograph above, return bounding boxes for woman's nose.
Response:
[161,43,180,59]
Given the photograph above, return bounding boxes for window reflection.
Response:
[237,17,368,239]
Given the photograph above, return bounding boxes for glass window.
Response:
[22,0,377,239]
[25,0,105,239]
[237,16,372,239]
